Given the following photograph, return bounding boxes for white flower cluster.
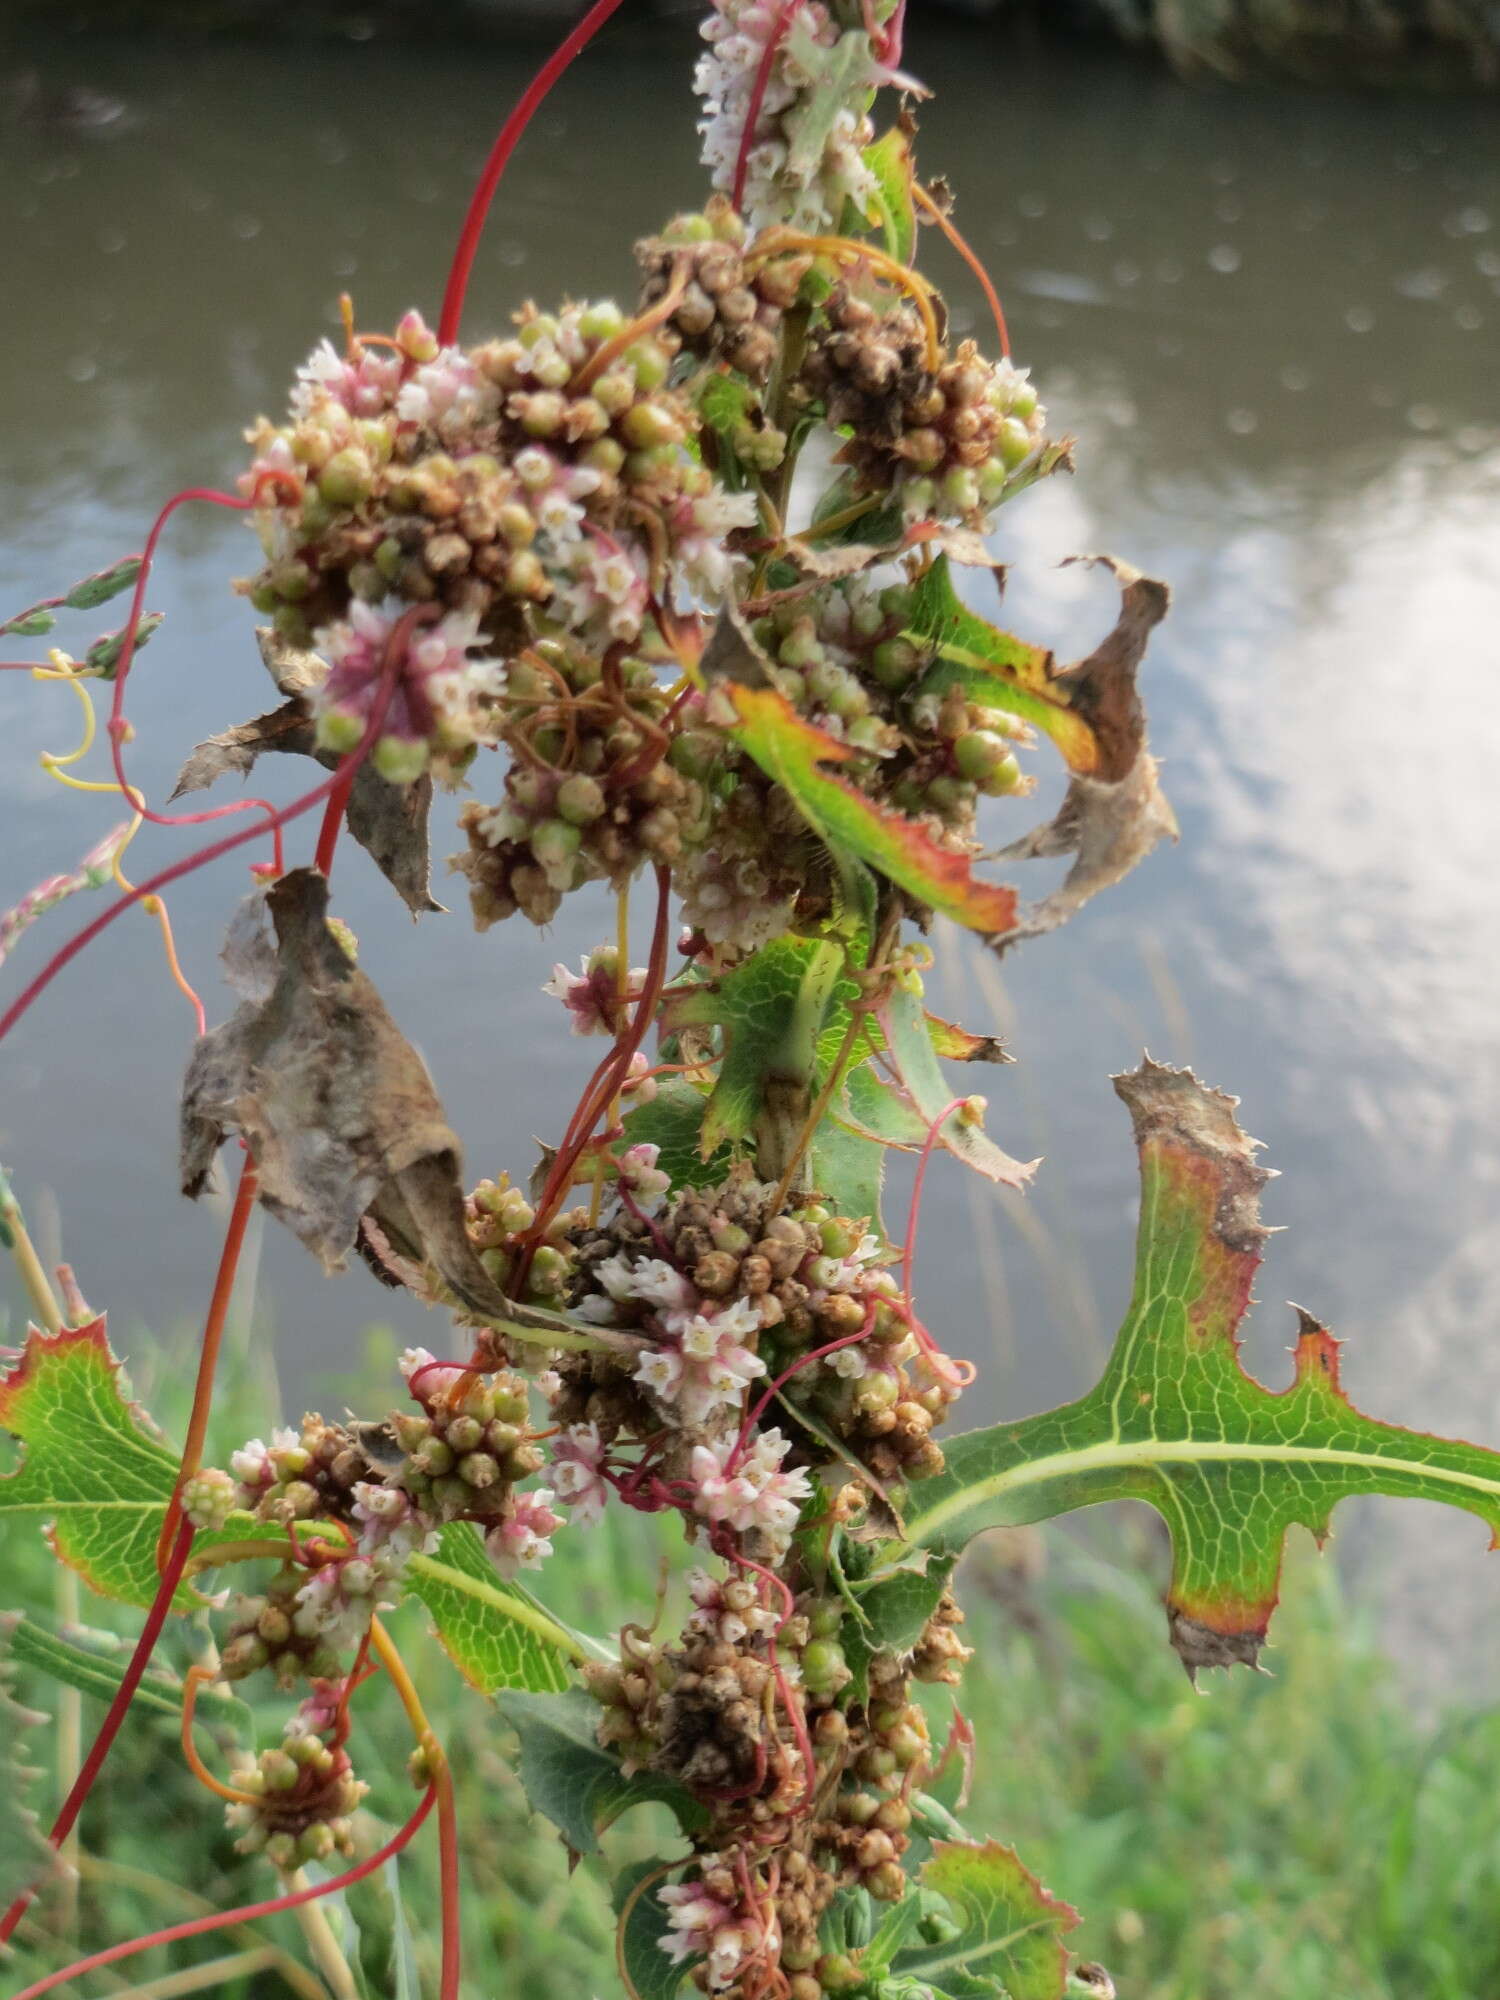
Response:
[689,1429,811,1556]
[660,1869,778,1991]
[587,1252,770,1428]
[695,0,896,231]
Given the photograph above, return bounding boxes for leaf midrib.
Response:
[908,1434,1500,1547]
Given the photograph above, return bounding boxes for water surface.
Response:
[2,21,1498,1669]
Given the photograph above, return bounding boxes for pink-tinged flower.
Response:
[687,1567,775,1646]
[620,1051,658,1104]
[554,534,650,645]
[311,599,502,782]
[398,1346,466,1404]
[659,1872,776,1990]
[689,1429,810,1553]
[352,1481,437,1565]
[486,1489,564,1579]
[393,309,440,364]
[635,1295,766,1427]
[666,484,758,606]
[541,947,647,1037]
[229,1426,300,1503]
[292,1555,381,1653]
[550,1422,610,1527]
[395,347,499,433]
[291,337,404,420]
[618,1143,670,1201]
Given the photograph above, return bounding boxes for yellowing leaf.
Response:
[729,684,1019,936]
[902,1063,1500,1675]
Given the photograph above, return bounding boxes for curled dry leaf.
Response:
[170,626,442,917]
[992,556,1177,950]
[179,868,507,1319]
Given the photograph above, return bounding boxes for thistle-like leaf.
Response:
[897,1842,1080,2000]
[900,1061,1500,1674]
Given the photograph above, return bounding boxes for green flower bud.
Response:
[531,817,583,885]
[996,416,1035,470]
[264,1832,299,1872]
[624,340,670,391]
[815,1954,863,1994]
[556,773,607,825]
[870,636,921,690]
[620,400,683,451]
[801,1638,850,1695]
[318,448,373,509]
[580,300,627,340]
[458,1451,500,1489]
[299,1822,337,1863]
[820,1216,863,1260]
[373,734,430,786]
[262,1749,300,1791]
[445,1415,484,1455]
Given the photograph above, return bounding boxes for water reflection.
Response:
[1,21,1497,1671]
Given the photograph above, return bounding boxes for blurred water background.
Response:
[1,13,1498,1681]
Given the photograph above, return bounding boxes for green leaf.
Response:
[385,1854,421,2000]
[898,1842,1080,2000]
[901,1062,1500,1674]
[0,1323,588,1692]
[809,1113,887,1232]
[497,1687,707,1856]
[784,24,880,184]
[622,1079,733,1192]
[85,610,163,680]
[63,556,144,611]
[664,934,863,1172]
[407,1524,588,1695]
[863,124,917,264]
[1,1611,236,1719]
[0,1617,54,1908]
[0,1319,207,1609]
[906,556,1098,772]
[615,1861,689,2000]
[875,985,1034,1190]
[0,608,56,639]
[730,685,1020,937]
[854,1552,957,1654]
[863,1891,931,1979]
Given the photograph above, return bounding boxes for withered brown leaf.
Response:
[180,869,506,1318]
[992,555,1177,951]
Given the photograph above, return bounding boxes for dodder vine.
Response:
[4,8,1498,2000]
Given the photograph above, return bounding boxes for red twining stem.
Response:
[0,612,414,1950]
[437,0,631,346]
[0,607,412,1050]
[7,1790,437,2000]
[155,1156,260,1569]
[732,0,804,216]
[725,1306,875,1476]
[104,487,286,859]
[524,863,672,1248]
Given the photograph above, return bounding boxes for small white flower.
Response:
[550,1422,610,1527]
